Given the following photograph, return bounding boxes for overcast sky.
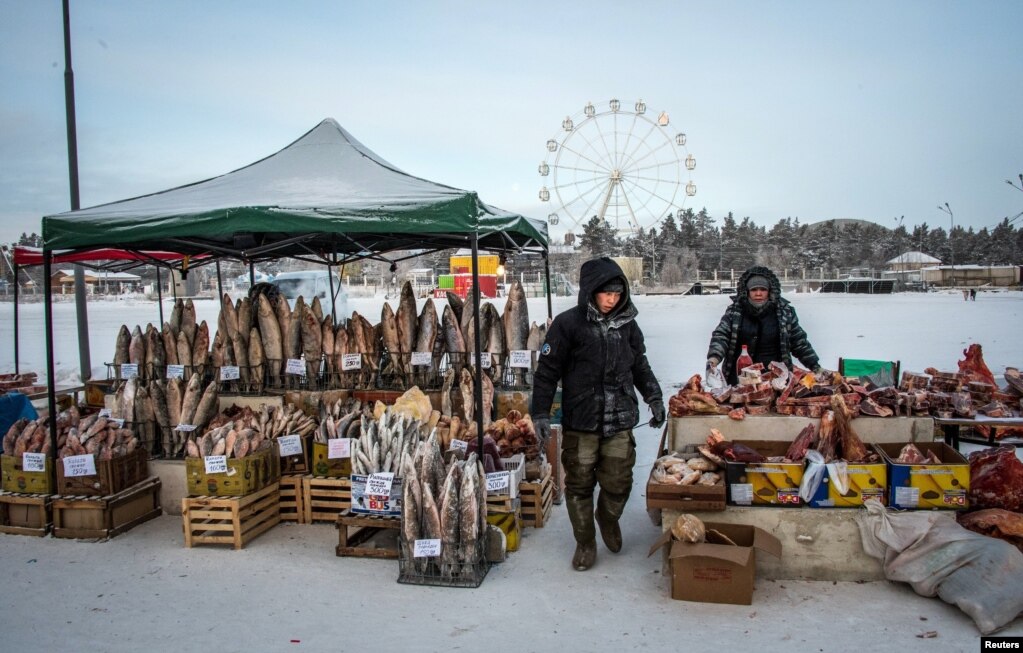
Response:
[1,0,1021,247]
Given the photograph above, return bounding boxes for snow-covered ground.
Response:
[0,289,1021,650]
[2,288,1021,388]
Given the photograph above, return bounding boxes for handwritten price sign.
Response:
[328,438,351,459]
[366,472,395,497]
[62,454,97,478]
[204,456,228,474]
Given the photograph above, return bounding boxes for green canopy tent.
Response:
[39,118,549,456]
[42,118,547,261]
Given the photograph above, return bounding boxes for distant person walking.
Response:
[970,288,977,301]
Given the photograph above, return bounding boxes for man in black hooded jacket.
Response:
[531,257,665,571]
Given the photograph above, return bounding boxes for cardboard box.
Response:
[185,447,274,497]
[807,462,887,508]
[310,441,352,477]
[649,521,782,605]
[875,442,970,509]
[725,441,804,506]
[350,474,403,516]
[2,454,54,495]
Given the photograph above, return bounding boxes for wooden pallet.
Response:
[335,509,400,559]
[0,492,52,537]
[279,474,305,523]
[303,475,352,523]
[520,464,555,528]
[52,476,162,540]
[182,482,280,549]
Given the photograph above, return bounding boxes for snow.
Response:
[3,288,1020,388]
[1,289,1021,649]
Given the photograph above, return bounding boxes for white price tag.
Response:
[480,355,492,370]
[277,434,303,457]
[120,363,139,379]
[365,472,395,497]
[63,454,97,477]
[328,438,351,459]
[23,452,46,473]
[341,353,362,371]
[98,408,112,418]
[486,471,510,492]
[204,455,228,474]
[895,486,920,507]
[108,418,125,428]
[413,539,442,558]
[285,358,306,376]
[411,351,432,367]
[166,364,185,379]
[220,365,240,381]
[175,424,197,432]
[509,350,531,369]
[449,439,468,453]
[730,483,754,506]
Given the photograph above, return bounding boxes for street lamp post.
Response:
[937,202,954,287]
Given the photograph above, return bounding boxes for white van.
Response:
[271,270,349,320]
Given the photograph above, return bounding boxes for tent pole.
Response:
[327,264,337,328]
[543,251,553,319]
[215,260,224,297]
[63,1,91,383]
[44,251,59,471]
[13,262,19,374]
[249,261,255,287]
[155,266,164,325]
[471,233,484,457]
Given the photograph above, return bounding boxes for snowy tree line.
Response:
[577,210,1023,283]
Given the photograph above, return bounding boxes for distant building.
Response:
[920,265,1021,288]
[882,251,942,288]
[52,269,142,294]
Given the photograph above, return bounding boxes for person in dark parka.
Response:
[531,257,664,571]
[707,265,820,385]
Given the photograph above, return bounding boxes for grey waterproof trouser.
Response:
[561,429,636,544]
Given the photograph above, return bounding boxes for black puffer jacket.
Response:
[707,266,820,385]
[530,257,662,437]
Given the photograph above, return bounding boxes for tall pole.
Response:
[64,0,91,381]
[938,202,954,287]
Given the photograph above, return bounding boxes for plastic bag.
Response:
[857,498,1023,634]
[704,365,725,390]
[799,450,826,502]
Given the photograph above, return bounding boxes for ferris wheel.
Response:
[539,98,696,235]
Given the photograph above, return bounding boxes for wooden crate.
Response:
[0,492,52,537]
[303,475,352,523]
[520,463,555,528]
[56,447,149,497]
[335,509,400,559]
[52,476,162,540]
[279,474,305,523]
[182,482,280,549]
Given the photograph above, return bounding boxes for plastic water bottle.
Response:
[736,345,753,377]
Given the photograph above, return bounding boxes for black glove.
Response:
[534,415,551,446]
[648,400,666,428]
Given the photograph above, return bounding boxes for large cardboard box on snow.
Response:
[649,521,782,605]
